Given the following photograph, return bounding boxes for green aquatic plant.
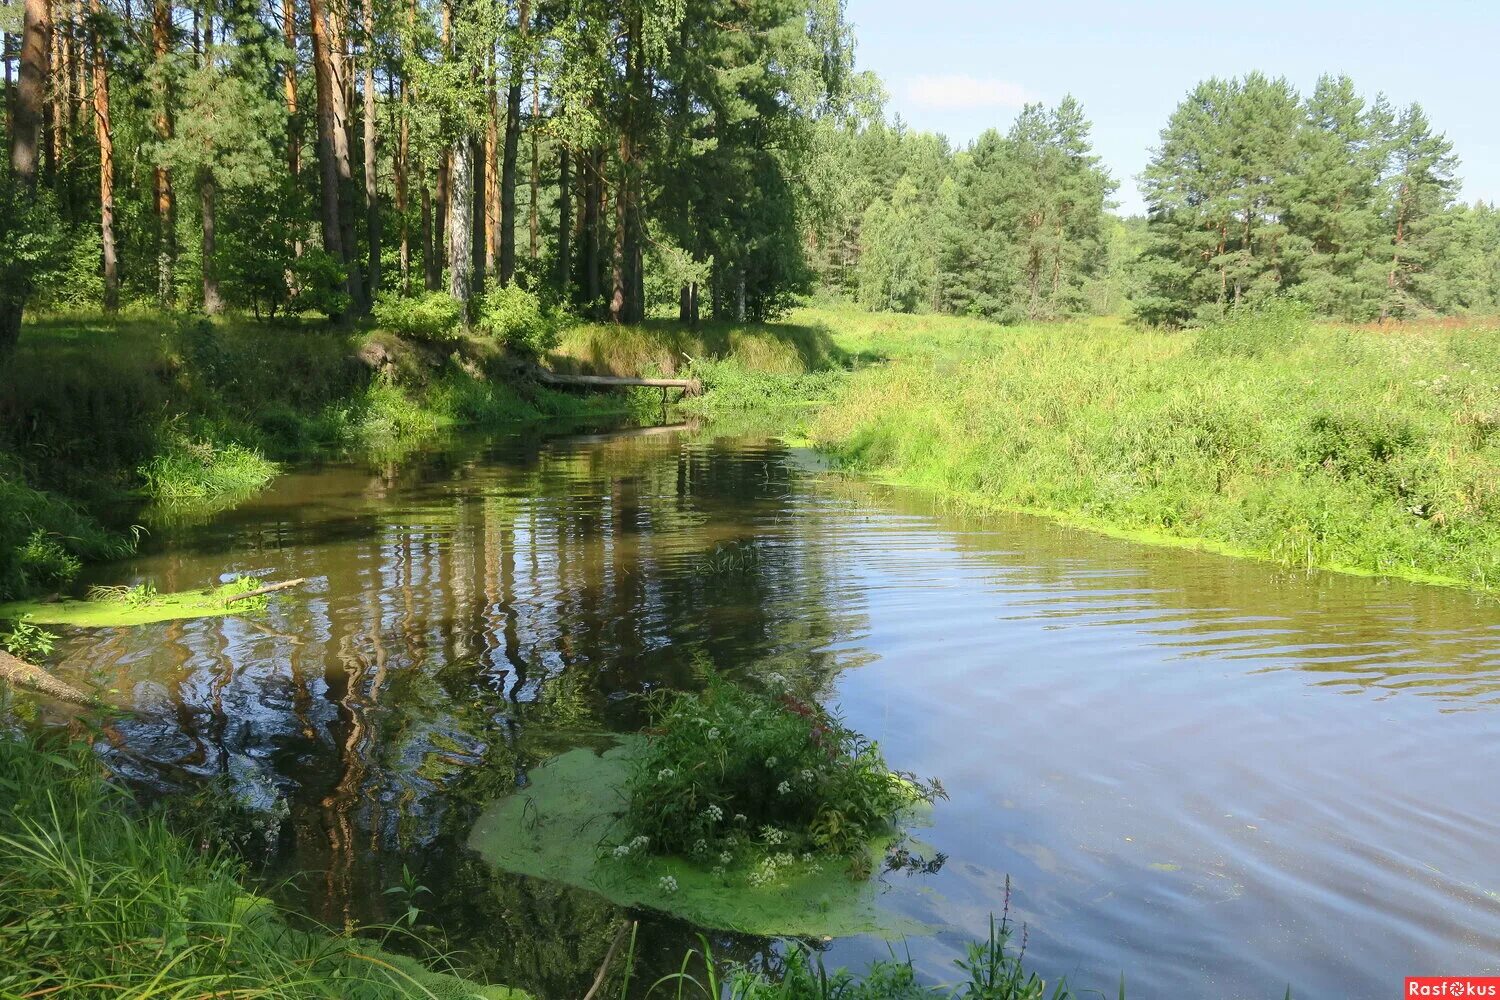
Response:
[622,677,942,868]
[0,575,273,628]
[1,614,57,660]
[468,737,931,938]
[692,541,762,576]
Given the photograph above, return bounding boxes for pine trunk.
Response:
[484,50,499,273]
[90,0,116,311]
[0,0,48,351]
[448,136,473,313]
[199,167,222,313]
[361,0,379,297]
[152,0,175,306]
[556,141,570,290]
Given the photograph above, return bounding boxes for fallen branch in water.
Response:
[581,921,636,1000]
[224,578,307,605]
[0,650,95,707]
[533,367,703,397]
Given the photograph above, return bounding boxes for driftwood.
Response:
[0,650,95,707]
[534,368,702,397]
[224,578,307,605]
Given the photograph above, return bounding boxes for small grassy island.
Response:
[470,677,944,938]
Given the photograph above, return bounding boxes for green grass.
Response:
[808,308,1500,591]
[552,304,1500,593]
[0,733,528,999]
[0,312,650,600]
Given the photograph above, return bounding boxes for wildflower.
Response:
[719,851,733,864]
[658,875,678,893]
[657,768,675,781]
[760,826,786,846]
[733,813,747,824]
[706,727,720,741]
[712,865,726,877]
[612,844,632,858]
[630,835,649,850]
[800,769,815,783]
[703,804,724,822]
[765,756,778,769]
[777,780,791,795]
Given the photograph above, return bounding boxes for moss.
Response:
[467,738,933,939]
[0,579,275,628]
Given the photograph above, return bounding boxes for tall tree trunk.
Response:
[90,0,116,311]
[395,72,408,291]
[582,147,600,311]
[0,0,47,351]
[610,152,625,324]
[528,57,538,258]
[360,0,378,297]
[309,0,363,313]
[283,0,301,261]
[470,131,484,295]
[448,135,472,313]
[499,72,520,285]
[556,141,569,291]
[152,0,175,306]
[484,48,499,273]
[420,177,435,289]
[199,167,222,313]
[498,0,526,286]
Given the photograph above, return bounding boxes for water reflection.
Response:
[48,423,1500,999]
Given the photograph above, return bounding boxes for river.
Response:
[51,421,1500,999]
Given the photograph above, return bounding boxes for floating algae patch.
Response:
[0,578,273,628]
[467,738,933,939]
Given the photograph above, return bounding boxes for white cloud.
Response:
[902,75,1036,112]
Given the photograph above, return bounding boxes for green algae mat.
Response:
[0,579,274,628]
[467,738,932,939]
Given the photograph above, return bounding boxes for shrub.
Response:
[1192,300,1310,358]
[2,615,58,661]
[622,676,941,868]
[289,248,352,319]
[372,291,464,342]
[476,284,559,357]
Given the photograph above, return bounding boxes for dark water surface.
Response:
[53,423,1500,999]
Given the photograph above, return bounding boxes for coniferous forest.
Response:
[2,0,1498,345]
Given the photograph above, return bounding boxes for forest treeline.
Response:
[2,0,1498,348]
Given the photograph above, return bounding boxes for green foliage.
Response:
[2,615,58,661]
[291,249,354,319]
[138,438,278,506]
[373,291,466,342]
[0,187,66,321]
[477,284,560,356]
[0,460,131,601]
[622,676,939,866]
[1192,301,1310,359]
[1138,73,1471,325]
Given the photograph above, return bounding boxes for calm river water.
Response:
[52,422,1500,999]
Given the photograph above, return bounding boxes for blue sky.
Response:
[847,0,1500,215]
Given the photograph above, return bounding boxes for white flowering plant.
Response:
[620,677,942,869]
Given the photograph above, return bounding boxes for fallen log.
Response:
[534,369,702,397]
[0,650,96,708]
[224,578,307,605]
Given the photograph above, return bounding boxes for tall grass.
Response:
[810,310,1500,590]
[0,733,523,999]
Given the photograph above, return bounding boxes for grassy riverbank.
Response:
[0,313,650,601]
[0,734,527,999]
[808,307,1500,591]
[560,304,1500,592]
